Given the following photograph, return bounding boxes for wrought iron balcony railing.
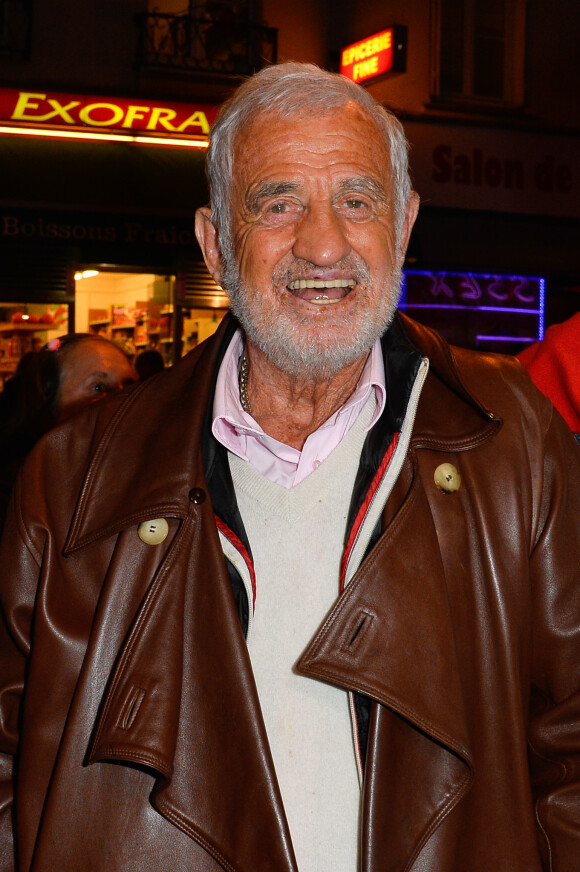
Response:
[135,11,277,77]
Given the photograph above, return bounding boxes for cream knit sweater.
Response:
[229,394,376,872]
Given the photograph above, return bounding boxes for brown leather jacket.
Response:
[0,313,579,872]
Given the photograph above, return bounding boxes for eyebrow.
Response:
[336,176,389,202]
[246,181,301,213]
[85,371,113,382]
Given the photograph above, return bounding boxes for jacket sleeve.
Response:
[0,477,42,872]
[527,408,580,871]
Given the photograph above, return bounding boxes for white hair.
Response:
[205,62,413,261]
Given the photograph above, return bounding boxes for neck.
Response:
[242,339,369,450]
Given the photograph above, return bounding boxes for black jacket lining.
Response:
[201,314,424,759]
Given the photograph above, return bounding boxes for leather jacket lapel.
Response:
[297,462,474,868]
[297,469,472,756]
[88,499,297,872]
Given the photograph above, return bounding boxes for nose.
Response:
[292,201,351,266]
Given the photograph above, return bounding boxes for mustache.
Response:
[272,255,372,288]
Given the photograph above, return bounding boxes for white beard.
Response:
[220,252,403,379]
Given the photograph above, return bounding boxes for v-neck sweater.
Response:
[228,393,376,872]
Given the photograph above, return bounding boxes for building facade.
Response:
[0,0,578,373]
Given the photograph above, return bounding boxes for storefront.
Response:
[400,118,580,348]
[0,87,229,383]
[2,82,579,382]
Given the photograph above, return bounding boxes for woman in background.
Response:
[0,333,136,530]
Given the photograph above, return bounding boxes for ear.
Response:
[398,191,420,265]
[195,207,223,284]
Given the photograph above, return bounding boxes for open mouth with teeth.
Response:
[287,278,356,304]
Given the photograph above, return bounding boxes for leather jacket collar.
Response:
[64,312,499,558]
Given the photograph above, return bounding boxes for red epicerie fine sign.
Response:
[340,29,394,84]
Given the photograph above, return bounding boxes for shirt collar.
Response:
[212,330,385,438]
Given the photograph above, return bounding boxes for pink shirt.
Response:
[212,330,386,488]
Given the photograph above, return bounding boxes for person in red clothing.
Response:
[518,312,580,442]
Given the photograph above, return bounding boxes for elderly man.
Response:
[0,63,579,872]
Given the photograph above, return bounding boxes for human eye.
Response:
[345,198,367,210]
[336,195,373,220]
[268,202,290,213]
[261,198,302,225]
[87,376,111,395]
[335,178,387,220]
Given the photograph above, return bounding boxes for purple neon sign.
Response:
[400,270,545,351]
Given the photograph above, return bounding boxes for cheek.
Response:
[56,381,89,421]
[236,226,295,280]
[65,383,91,404]
[350,225,398,271]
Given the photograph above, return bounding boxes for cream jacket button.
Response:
[434,463,462,493]
[138,518,169,545]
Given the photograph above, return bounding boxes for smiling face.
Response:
[197,102,418,378]
[57,339,136,421]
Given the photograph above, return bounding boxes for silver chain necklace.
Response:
[237,350,251,414]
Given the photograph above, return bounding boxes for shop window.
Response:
[75,269,227,367]
[0,304,69,388]
[431,0,526,108]
[76,271,174,367]
[0,264,228,389]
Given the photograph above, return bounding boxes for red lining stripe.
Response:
[350,693,364,775]
[215,516,257,610]
[339,432,400,593]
